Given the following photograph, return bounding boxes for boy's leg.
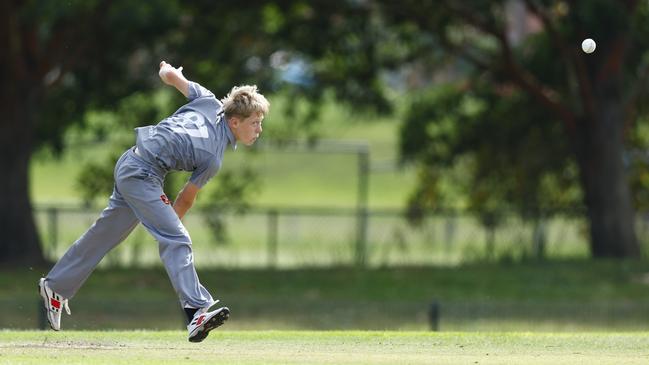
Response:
[115,162,214,310]
[46,187,139,298]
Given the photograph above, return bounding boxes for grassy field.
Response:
[2,330,648,364]
[32,207,593,268]
[27,93,634,266]
[3,261,649,332]
[31,143,416,208]
[29,94,417,208]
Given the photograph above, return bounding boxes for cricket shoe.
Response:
[38,278,71,331]
[187,306,230,343]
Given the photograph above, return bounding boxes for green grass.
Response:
[4,261,649,332]
[29,95,417,208]
[2,331,648,364]
[26,94,600,267]
[32,206,593,269]
[30,145,395,207]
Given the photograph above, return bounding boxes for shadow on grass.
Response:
[3,259,649,331]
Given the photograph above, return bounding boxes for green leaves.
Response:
[400,78,578,217]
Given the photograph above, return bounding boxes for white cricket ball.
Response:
[581,38,596,54]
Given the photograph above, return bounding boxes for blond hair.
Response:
[221,85,270,119]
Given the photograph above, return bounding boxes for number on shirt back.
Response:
[169,111,209,139]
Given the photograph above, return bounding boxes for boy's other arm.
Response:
[173,182,200,220]
[159,60,190,98]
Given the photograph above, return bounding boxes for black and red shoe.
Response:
[187,307,230,342]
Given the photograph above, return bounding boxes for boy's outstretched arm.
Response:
[159,60,190,98]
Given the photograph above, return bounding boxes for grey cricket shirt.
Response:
[134,82,237,188]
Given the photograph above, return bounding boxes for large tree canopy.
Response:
[272,0,649,257]
[1,0,276,264]
[4,0,649,263]
[384,0,649,257]
[2,1,181,264]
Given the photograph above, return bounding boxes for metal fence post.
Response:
[486,225,496,259]
[533,218,547,259]
[355,149,369,267]
[429,300,440,331]
[267,209,279,268]
[47,207,59,259]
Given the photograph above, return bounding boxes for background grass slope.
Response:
[3,261,649,332]
[30,95,416,208]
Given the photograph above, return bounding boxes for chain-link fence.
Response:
[33,204,636,268]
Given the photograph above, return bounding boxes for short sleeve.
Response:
[187,82,215,102]
[189,160,220,188]
[184,82,222,123]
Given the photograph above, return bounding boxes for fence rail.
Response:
[32,203,626,268]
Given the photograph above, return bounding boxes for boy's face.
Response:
[229,113,264,146]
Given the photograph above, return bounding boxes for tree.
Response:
[384,0,647,257]
[6,0,648,263]
[1,0,181,264]
[269,0,648,257]
[1,0,292,264]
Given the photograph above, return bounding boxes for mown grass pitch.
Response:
[1,331,648,365]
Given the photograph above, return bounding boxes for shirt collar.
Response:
[223,116,238,150]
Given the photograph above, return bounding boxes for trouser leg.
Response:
[46,188,139,298]
[115,159,214,309]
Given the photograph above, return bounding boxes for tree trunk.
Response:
[574,98,639,257]
[0,96,45,265]
[0,0,44,265]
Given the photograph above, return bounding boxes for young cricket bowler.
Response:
[38,61,269,342]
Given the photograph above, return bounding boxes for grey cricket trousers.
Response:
[46,148,215,309]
